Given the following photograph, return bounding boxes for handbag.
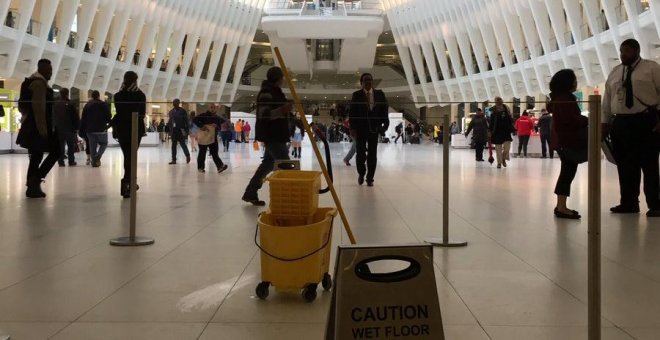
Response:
[601,134,616,164]
[197,124,216,145]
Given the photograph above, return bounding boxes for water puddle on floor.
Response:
[176,274,255,312]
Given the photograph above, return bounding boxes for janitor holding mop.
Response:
[242,66,293,206]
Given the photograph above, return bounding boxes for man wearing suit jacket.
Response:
[349,73,390,187]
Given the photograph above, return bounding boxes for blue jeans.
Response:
[243,142,290,199]
[87,132,108,162]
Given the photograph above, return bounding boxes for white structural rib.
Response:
[384,0,660,107]
[0,0,263,103]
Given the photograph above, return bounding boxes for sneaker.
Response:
[217,164,228,173]
[86,158,91,165]
[610,205,640,214]
[242,195,266,206]
[198,169,206,173]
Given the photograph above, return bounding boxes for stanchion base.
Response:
[425,238,468,247]
[109,236,155,247]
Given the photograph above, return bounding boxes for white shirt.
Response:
[602,58,660,122]
[364,89,374,111]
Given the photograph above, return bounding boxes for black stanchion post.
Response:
[426,113,467,248]
[110,112,155,247]
[588,95,602,340]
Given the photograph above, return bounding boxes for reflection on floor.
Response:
[0,141,657,340]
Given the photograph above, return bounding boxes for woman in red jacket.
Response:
[547,69,588,219]
[514,111,535,157]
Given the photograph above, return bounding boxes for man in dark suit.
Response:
[349,73,389,187]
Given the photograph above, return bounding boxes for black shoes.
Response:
[554,208,581,219]
[610,205,640,214]
[358,175,364,186]
[647,209,660,217]
[168,161,176,165]
[217,164,228,173]
[25,178,46,198]
[242,194,266,206]
[367,181,374,187]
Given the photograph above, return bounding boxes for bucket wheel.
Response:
[256,281,270,300]
[302,283,318,302]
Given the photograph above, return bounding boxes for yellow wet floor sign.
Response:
[325,244,445,339]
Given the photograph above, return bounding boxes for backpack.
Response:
[18,77,35,114]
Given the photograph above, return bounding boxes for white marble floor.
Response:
[0,141,658,340]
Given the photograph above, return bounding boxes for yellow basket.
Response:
[267,170,321,218]
[256,208,337,292]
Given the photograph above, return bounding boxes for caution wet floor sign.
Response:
[325,244,445,340]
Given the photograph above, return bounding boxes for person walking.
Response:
[394,122,403,144]
[112,71,146,198]
[167,99,191,164]
[192,104,229,174]
[405,123,413,143]
[79,90,111,167]
[219,117,232,152]
[243,121,251,142]
[290,115,304,158]
[16,59,60,198]
[188,111,198,152]
[242,66,292,205]
[157,119,165,142]
[464,108,489,161]
[548,69,588,219]
[602,39,660,217]
[53,88,79,167]
[514,111,535,157]
[537,109,554,158]
[349,73,389,186]
[489,97,514,168]
[234,119,243,143]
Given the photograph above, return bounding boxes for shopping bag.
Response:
[325,244,445,340]
[197,124,216,145]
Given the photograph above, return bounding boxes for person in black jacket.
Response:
[80,90,112,167]
[112,71,146,198]
[192,104,228,173]
[53,88,79,167]
[167,98,191,164]
[489,97,514,168]
[465,108,489,161]
[16,59,60,198]
[537,109,553,158]
[349,73,389,186]
[242,66,292,206]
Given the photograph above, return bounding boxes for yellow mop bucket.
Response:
[266,170,322,218]
[255,208,337,302]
